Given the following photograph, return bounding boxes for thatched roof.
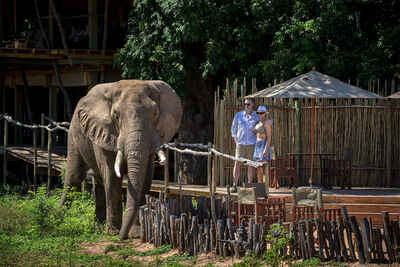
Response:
[386,91,400,98]
[247,71,383,98]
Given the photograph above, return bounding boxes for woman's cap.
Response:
[256,106,267,113]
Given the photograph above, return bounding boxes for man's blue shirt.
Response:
[231,110,258,145]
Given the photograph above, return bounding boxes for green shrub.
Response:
[263,223,293,267]
[0,186,104,266]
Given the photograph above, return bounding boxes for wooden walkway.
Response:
[5,146,66,172]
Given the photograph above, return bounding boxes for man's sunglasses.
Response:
[257,112,265,115]
[244,103,252,106]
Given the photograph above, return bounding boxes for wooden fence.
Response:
[139,195,400,264]
[213,78,400,187]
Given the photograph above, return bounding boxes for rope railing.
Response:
[163,143,264,168]
[43,115,71,127]
[210,148,264,168]
[1,114,69,189]
[1,114,69,133]
[163,143,210,156]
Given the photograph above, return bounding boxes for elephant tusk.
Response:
[156,148,166,166]
[114,150,123,178]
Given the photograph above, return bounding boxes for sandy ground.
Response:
[79,239,399,266]
[80,238,243,266]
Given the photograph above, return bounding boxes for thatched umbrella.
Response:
[246,70,383,186]
[386,91,400,98]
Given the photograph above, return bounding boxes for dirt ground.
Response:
[80,238,243,266]
[79,239,397,267]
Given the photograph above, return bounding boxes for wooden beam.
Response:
[0,0,4,41]
[48,0,54,47]
[386,101,392,186]
[102,0,109,51]
[3,118,8,185]
[88,0,98,49]
[13,0,17,34]
[14,76,23,144]
[47,77,58,121]
[1,74,5,114]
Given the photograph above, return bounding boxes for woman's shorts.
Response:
[253,139,270,162]
[235,144,254,160]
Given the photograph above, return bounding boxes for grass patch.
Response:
[133,244,172,256]
[290,258,346,267]
[0,185,145,266]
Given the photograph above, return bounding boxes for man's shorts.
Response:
[235,144,255,160]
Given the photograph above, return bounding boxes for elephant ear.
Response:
[78,84,118,151]
[151,81,183,145]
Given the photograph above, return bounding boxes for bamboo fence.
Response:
[214,78,400,187]
[140,195,400,264]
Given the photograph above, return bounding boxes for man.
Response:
[231,98,258,191]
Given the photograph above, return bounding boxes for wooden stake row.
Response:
[139,197,400,264]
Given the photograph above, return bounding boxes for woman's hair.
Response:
[244,97,255,104]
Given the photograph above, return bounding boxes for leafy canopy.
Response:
[118,0,399,92]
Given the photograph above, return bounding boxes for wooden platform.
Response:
[6,146,66,172]
[150,180,400,226]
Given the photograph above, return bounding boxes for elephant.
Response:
[59,80,182,240]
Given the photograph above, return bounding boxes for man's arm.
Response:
[231,113,239,143]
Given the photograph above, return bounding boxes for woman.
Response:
[252,105,272,183]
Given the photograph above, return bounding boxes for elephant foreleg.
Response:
[94,148,123,234]
[93,175,106,224]
[59,143,87,207]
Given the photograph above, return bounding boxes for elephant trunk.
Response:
[119,130,150,240]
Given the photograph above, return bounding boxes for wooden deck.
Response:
[5,146,66,172]
[150,180,400,226]
[3,145,399,226]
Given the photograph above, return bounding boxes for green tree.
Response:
[119,0,399,97]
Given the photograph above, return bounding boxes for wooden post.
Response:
[33,129,38,189]
[173,140,178,182]
[309,98,316,186]
[48,0,54,46]
[294,100,302,184]
[3,117,8,185]
[41,113,45,149]
[48,87,57,123]
[102,0,109,52]
[47,130,52,194]
[88,0,98,49]
[164,147,169,201]
[13,77,23,144]
[208,143,216,227]
[13,0,17,35]
[386,101,392,186]
[0,0,4,41]
[1,74,5,114]
[219,100,225,185]
[350,216,365,264]
[381,211,395,263]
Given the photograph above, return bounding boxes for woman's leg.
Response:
[257,166,264,183]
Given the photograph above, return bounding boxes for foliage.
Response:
[263,223,293,267]
[133,244,172,256]
[119,0,399,95]
[162,252,196,266]
[290,258,346,267]
[232,253,263,267]
[0,186,104,266]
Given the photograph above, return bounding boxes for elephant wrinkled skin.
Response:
[59,80,182,240]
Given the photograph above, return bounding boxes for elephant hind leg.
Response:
[59,146,87,207]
